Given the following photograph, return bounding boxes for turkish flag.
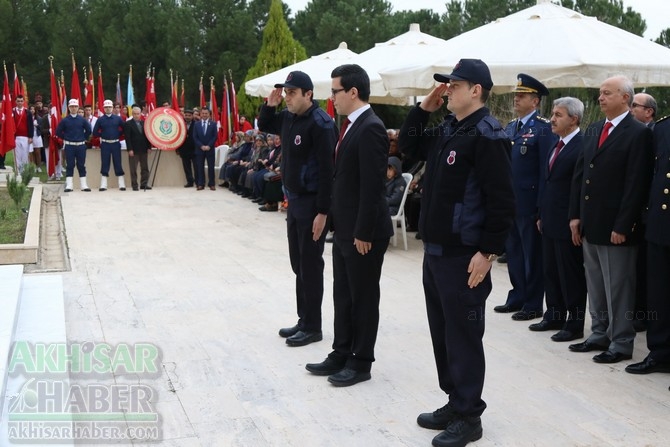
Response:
[1,67,17,156]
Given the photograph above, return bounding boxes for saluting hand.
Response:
[419,84,448,113]
[267,88,283,108]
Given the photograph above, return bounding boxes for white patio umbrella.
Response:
[350,23,448,103]
[379,0,670,96]
[244,42,358,101]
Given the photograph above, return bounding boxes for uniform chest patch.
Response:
[294,135,302,145]
[447,150,456,165]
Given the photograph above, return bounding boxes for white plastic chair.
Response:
[213,144,230,175]
[391,172,413,250]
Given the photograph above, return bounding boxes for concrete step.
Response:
[0,265,23,410]
[0,273,73,446]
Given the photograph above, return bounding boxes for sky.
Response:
[283,0,669,40]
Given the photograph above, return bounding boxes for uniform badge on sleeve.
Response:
[447,150,456,165]
[294,135,302,145]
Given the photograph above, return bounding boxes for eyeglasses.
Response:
[331,88,346,97]
[631,102,651,109]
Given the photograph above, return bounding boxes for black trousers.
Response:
[646,242,670,361]
[424,253,489,418]
[541,235,587,333]
[286,195,326,332]
[180,154,195,185]
[331,236,389,372]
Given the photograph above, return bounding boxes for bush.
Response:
[21,163,36,186]
[7,174,27,210]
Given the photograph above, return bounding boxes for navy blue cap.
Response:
[514,73,549,96]
[274,71,314,90]
[434,59,493,90]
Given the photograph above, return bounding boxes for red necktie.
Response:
[548,139,564,171]
[335,118,350,159]
[598,121,613,148]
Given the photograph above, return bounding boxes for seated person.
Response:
[385,156,407,216]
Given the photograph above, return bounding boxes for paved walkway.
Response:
[58,186,670,446]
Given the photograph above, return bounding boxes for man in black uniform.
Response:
[258,71,337,347]
[399,59,514,447]
[625,115,670,377]
[176,109,196,187]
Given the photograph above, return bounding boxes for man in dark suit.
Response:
[176,108,196,188]
[124,105,152,191]
[305,64,392,387]
[626,115,670,376]
[495,74,553,321]
[630,92,657,332]
[193,107,218,190]
[568,76,653,363]
[399,59,514,447]
[532,97,587,342]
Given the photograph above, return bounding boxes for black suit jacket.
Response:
[569,112,653,245]
[646,116,670,247]
[539,133,583,240]
[331,108,393,246]
[177,120,195,158]
[124,119,151,154]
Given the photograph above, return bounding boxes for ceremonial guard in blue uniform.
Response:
[494,74,553,320]
[93,99,126,191]
[56,99,92,192]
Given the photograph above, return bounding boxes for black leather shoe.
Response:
[327,367,371,387]
[286,330,322,347]
[278,325,300,338]
[306,357,346,376]
[493,304,521,313]
[569,341,609,352]
[593,350,632,364]
[551,330,584,342]
[529,320,563,331]
[142,185,152,190]
[417,403,456,430]
[184,183,194,188]
[132,186,139,191]
[625,356,670,374]
[432,416,483,447]
[512,310,542,321]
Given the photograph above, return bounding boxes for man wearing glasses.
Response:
[631,92,657,129]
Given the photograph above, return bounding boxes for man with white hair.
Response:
[568,76,653,363]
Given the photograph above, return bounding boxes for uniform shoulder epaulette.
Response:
[655,115,669,124]
[312,107,335,128]
[507,118,518,125]
[535,115,550,123]
[478,115,507,139]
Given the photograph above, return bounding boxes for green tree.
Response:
[238,0,307,117]
[292,0,396,55]
[388,9,442,38]
[562,0,646,36]
[656,28,670,47]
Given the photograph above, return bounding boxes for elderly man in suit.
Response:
[193,107,218,190]
[305,64,392,387]
[568,76,653,363]
[124,105,152,191]
[494,74,553,321]
[532,97,587,342]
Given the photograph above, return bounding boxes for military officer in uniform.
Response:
[494,74,553,321]
[93,99,126,191]
[625,115,670,376]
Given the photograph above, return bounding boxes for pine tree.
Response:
[237,0,307,118]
